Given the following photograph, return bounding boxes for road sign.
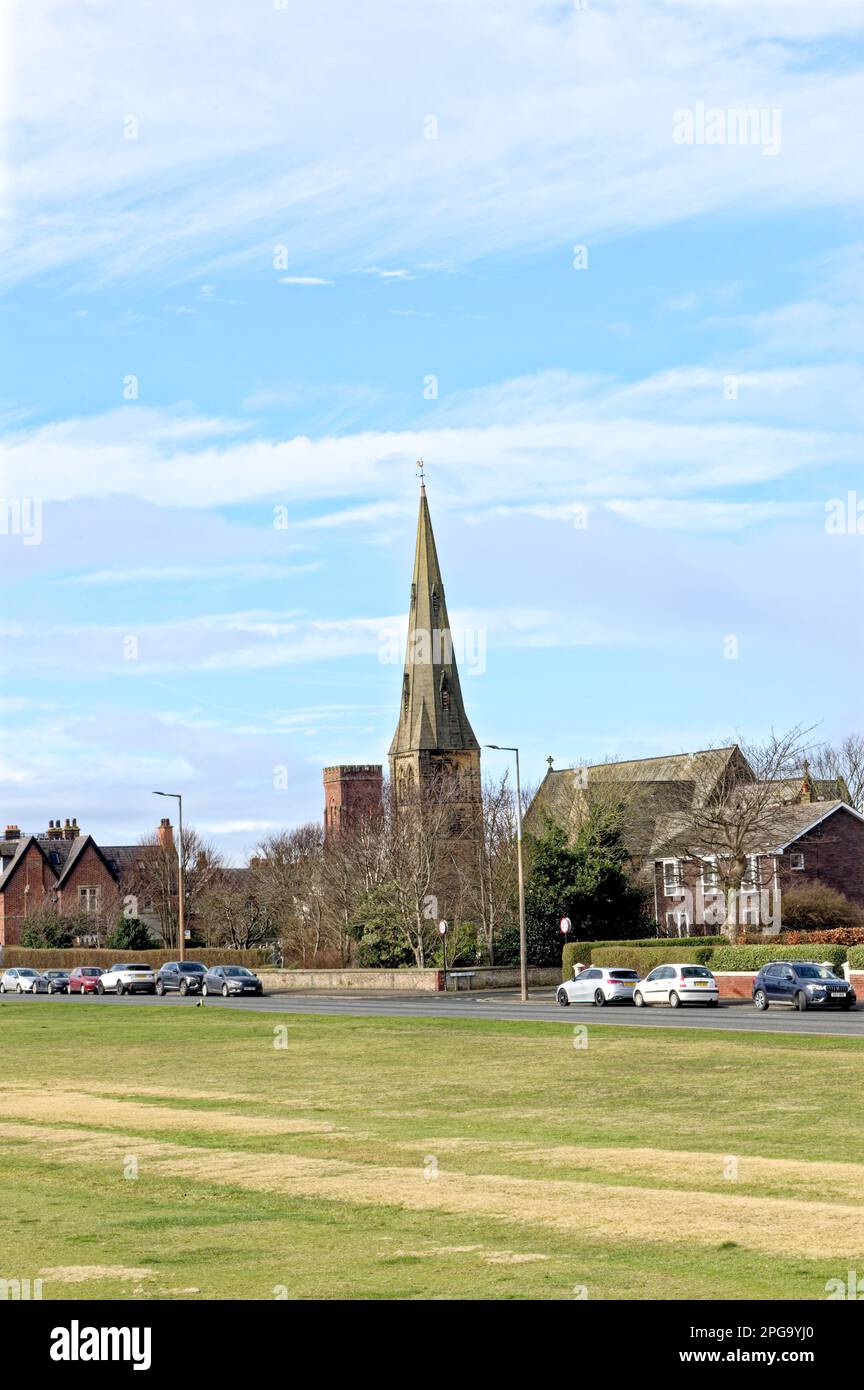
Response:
[560,916,572,934]
[438,920,448,936]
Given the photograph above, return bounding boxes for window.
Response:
[402,673,410,715]
[701,858,719,889]
[666,909,689,936]
[410,582,416,608]
[743,854,759,887]
[78,886,100,913]
[431,585,440,619]
[790,852,805,870]
[440,675,451,712]
[662,860,680,893]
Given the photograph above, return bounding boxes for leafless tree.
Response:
[474,771,519,963]
[811,734,864,812]
[133,827,222,947]
[675,726,813,942]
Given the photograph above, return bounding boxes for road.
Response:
[2,988,864,1037]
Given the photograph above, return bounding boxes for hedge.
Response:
[707,944,847,972]
[561,938,724,977]
[845,947,864,970]
[2,947,271,970]
[583,945,714,974]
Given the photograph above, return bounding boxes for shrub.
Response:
[848,947,864,970]
[708,944,847,973]
[561,938,725,978]
[588,945,712,974]
[781,929,864,946]
[105,916,155,951]
[3,947,270,969]
[778,881,864,935]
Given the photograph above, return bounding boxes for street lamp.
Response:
[153,791,186,962]
[484,744,528,1002]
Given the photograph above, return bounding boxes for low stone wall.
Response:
[259,968,441,992]
[258,965,561,993]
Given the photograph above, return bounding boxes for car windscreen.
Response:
[817,967,839,979]
[681,967,713,978]
[125,965,151,971]
[179,963,206,972]
[223,967,252,977]
[82,968,102,976]
[794,964,822,979]
[19,969,38,976]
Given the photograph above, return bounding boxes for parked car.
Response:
[40,969,71,994]
[556,965,640,1007]
[155,961,208,996]
[753,961,856,1012]
[97,963,156,995]
[68,966,105,994]
[633,964,719,1008]
[202,965,263,997]
[0,967,43,994]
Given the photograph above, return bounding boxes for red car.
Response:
[68,966,105,994]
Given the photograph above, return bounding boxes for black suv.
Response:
[155,961,207,996]
[753,961,856,1012]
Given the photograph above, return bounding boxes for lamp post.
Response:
[484,744,528,1002]
[153,791,185,962]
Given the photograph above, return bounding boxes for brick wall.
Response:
[57,843,120,923]
[775,808,864,906]
[0,844,57,946]
[323,764,383,840]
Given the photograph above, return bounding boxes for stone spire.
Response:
[389,480,479,758]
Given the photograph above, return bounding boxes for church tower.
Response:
[389,475,482,849]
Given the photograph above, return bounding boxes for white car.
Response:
[556,966,641,1007]
[0,967,43,994]
[96,963,156,995]
[633,963,719,1009]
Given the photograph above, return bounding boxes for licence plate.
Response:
[694,981,709,987]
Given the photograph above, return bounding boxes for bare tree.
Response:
[474,771,519,963]
[811,734,864,812]
[674,726,813,942]
[134,827,222,947]
[251,824,326,965]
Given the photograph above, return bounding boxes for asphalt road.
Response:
[2,988,864,1037]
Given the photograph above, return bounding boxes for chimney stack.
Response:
[46,819,63,841]
[157,817,174,851]
[4,825,21,841]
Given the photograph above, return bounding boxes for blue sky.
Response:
[1,0,862,860]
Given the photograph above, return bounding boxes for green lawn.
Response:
[1,1001,863,1300]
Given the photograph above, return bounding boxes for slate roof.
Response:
[650,799,864,858]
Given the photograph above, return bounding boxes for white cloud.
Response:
[4,1,863,287]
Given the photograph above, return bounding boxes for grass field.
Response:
[2,1001,864,1301]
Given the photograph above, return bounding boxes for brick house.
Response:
[652,800,864,936]
[526,746,860,936]
[0,817,173,947]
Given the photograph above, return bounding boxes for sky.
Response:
[1,0,862,862]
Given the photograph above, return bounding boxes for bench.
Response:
[446,970,476,992]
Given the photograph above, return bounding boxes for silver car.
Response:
[556,966,640,1007]
[0,968,43,994]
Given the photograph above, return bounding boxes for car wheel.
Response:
[222,984,229,997]
[0,983,5,993]
[796,991,808,1012]
[96,981,104,995]
[669,991,681,1009]
[707,998,719,1008]
[16,984,24,994]
[556,987,570,1007]
[180,980,189,996]
[156,981,165,996]
[48,983,54,994]
[593,988,605,1007]
[117,981,124,996]
[633,990,644,1008]
[201,983,209,997]
[754,989,768,1011]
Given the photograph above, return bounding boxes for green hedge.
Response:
[581,945,714,975]
[2,947,271,970]
[707,944,847,972]
[561,938,724,977]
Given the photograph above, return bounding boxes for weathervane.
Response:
[416,458,426,485]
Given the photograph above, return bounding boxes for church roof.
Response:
[389,483,479,756]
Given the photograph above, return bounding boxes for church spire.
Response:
[389,477,479,757]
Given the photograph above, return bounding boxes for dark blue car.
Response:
[753,960,856,1012]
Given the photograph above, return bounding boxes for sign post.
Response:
[439,920,448,991]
